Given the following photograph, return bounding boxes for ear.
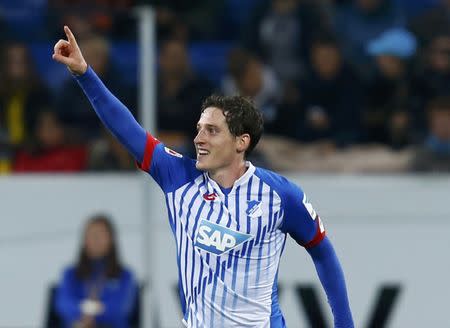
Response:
[236,133,251,154]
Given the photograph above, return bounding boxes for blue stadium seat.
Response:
[110,42,139,86]
[225,0,260,28]
[0,0,47,40]
[29,42,71,93]
[189,42,234,87]
[30,41,234,92]
[394,0,440,18]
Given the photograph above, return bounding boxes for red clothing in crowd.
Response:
[13,146,87,172]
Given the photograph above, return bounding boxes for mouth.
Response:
[196,148,210,159]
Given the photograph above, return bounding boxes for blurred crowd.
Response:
[1,0,450,173]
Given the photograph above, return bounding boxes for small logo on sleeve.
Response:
[302,194,325,233]
[302,194,317,220]
[164,147,183,158]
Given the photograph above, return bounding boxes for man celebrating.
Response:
[53,26,354,327]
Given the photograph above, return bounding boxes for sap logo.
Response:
[194,220,252,255]
[246,200,262,218]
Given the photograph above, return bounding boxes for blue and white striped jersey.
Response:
[139,134,325,328]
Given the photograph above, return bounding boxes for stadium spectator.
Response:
[0,15,10,42]
[13,110,87,172]
[56,34,136,141]
[409,0,450,48]
[88,128,135,171]
[410,33,450,133]
[410,96,450,171]
[363,28,417,148]
[148,0,225,41]
[221,48,281,132]
[0,42,51,148]
[54,214,138,328]
[296,33,363,145]
[48,0,136,39]
[241,0,327,82]
[156,38,213,155]
[334,0,406,77]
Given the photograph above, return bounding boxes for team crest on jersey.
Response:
[194,220,252,255]
[164,147,183,158]
[246,200,262,218]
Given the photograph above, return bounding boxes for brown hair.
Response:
[75,214,123,279]
[201,94,264,157]
[427,96,450,113]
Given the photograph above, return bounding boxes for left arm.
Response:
[279,181,353,327]
[307,236,354,328]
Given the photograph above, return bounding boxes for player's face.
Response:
[194,107,242,173]
[84,222,112,259]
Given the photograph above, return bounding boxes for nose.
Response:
[194,129,205,144]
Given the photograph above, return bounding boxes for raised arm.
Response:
[52,26,148,163]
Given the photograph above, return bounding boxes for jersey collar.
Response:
[205,161,255,196]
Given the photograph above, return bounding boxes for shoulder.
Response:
[254,167,304,199]
[153,143,196,166]
[61,266,78,281]
[117,267,138,289]
[120,267,136,280]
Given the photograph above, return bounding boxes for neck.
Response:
[209,160,247,189]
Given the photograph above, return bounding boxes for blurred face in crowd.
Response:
[36,112,65,148]
[311,43,342,80]
[84,221,112,259]
[429,107,450,141]
[375,55,405,79]
[428,36,450,73]
[80,37,110,75]
[6,44,29,84]
[63,14,93,39]
[159,40,189,79]
[272,0,299,14]
[356,0,382,12]
[238,59,263,97]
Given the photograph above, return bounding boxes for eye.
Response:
[208,127,218,134]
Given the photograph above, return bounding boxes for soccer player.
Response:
[53,26,354,327]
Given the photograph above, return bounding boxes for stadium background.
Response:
[1,0,450,327]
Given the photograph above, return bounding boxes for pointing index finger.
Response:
[64,25,78,47]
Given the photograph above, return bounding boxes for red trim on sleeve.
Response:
[136,132,160,172]
[303,218,326,248]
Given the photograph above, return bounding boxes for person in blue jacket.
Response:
[55,214,138,328]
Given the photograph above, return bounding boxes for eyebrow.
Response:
[197,123,220,129]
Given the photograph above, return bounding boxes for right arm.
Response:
[52,26,201,190]
[74,66,147,162]
[52,26,154,164]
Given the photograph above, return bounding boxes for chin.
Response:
[195,160,207,171]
